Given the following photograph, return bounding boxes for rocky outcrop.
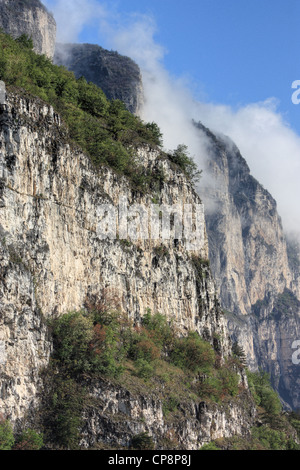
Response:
[195,122,300,410]
[79,377,256,450]
[0,92,236,433]
[0,0,56,59]
[54,43,144,114]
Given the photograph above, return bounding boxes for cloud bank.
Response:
[44,0,300,235]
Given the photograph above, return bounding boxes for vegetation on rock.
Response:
[0,31,199,193]
[36,303,243,449]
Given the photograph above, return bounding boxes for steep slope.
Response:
[0,0,56,58]
[54,43,144,114]
[195,122,300,410]
[0,91,246,438]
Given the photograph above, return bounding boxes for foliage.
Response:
[288,411,300,440]
[271,289,300,319]
[246,369,282,416]
[200,442,220,450]
[42,372,86,450]
[168,144,202,185]
[51,311,94,373]
[51,310,124,378]
[141,310,177,354]
[134,358,156,380]
[14,429,44,451]
[131,432,155,450]
[43,307,249,448]
[198,363,240,402]
[251,425,290,451]
[0,416,15,450]
[232,341,247,367]
[162,396,180,417]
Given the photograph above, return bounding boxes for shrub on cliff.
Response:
[246,369,282,416]
[51,311,124,378]
[13,429,44,451]
[170,331,216,374]
[168,144,202,185]
[0,416,14,450]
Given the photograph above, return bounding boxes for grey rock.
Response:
[0,0,56,58]
[195,121,300,410]
[0,92,248,444]
[54,43,144,114]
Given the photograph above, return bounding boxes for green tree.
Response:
[51,311,94,373]
[16,34,34,50]
[131,432,155,450]
[44,374,85,450]
[200,442,220,450]
[251,425,287,450]
[232,341,247,366]
[0,417,15,450]
[170,331,215,374]
[247,369,282,415]
[14,429,44,450]
[169,144,202,184]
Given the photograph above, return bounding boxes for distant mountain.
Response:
[54,43,144,114]
[195,121,300,410]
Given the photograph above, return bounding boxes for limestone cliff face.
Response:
[54,43,144,115]
[0,0,56,58]
[0,92,243,439]
[79,376,255,450]
[195,122,300,410]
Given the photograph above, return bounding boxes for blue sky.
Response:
[44,0,300,132]
[58,0,300,134]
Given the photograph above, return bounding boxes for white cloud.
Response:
[193,99,300,234]
[44,0,107,43]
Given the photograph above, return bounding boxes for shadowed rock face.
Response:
[0,0,56,58]
[54,43,144,114]
[195,121,300,410]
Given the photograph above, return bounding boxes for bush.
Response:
[168,144,202,184]
[141,311,176,353]
[0,31,164,192]
[162,396,180,417]
[0,417,14,450]
[197,363,239,402]
[170,331,216,374]
[216,367,240,398]
[14,429,44,450]
[131,432,155,450]
[251,425,288,450]
[200,442,220,450]
[43,374,85,450]
[51,310,124,378]
[246,369,282,415]
[134,358,156,380]
[51,311,94,373]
